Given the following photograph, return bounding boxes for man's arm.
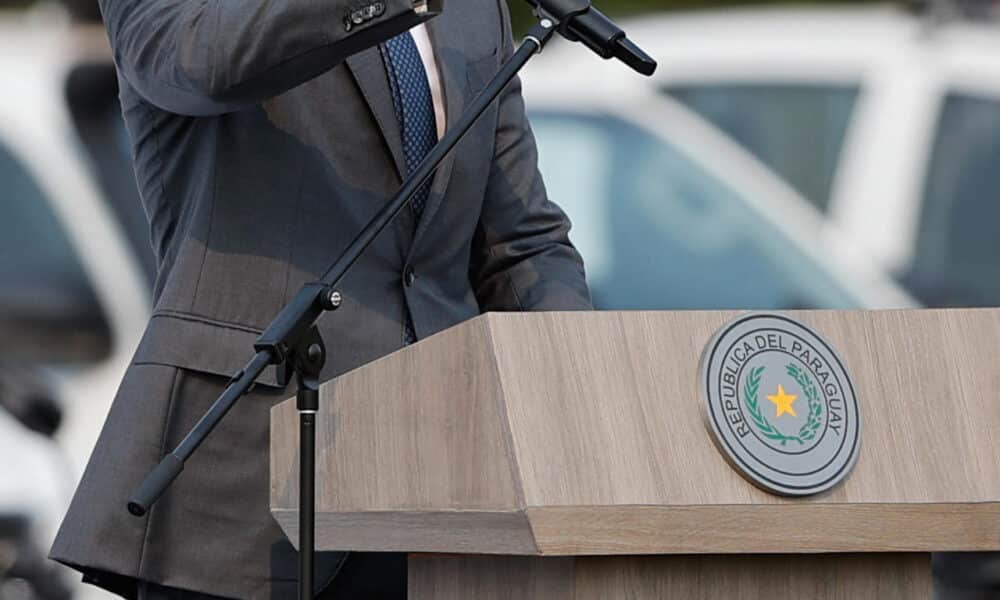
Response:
[470,1,593,312]
[101,0,440,116]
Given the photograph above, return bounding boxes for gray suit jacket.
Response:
[50,0,591,598]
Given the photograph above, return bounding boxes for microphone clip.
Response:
[533,0,603,42]
[526,0,657,76]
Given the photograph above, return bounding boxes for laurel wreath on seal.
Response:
[743,364,823,446]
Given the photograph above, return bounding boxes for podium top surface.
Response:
[271,309,1000,555]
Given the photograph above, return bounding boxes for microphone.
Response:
[526,0,657,76]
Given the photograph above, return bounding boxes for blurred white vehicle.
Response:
[528,5,1000,307]
[0,7,149,599]
[522,60,919,311]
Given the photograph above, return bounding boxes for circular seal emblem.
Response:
[701,313,861,496]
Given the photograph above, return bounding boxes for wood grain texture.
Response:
[526,504,1000,554]
[271,312,523,514]
[407,554,930,599]
[409,555,575,600]
[272,309,1000,554]
[270,312,528,549]
[573,554,931,600]
[488,309,1000,507]
[272,509,536,553]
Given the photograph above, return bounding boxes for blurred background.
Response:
[0,0,998,598]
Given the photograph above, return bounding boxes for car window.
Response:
[907,93,1000,307]
[0,138,111,363]
[663,84,859,213]
[530,111,860,310]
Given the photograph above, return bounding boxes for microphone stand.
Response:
[126,4,655,600]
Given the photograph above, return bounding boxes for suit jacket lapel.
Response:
[344,47,407,181]
[411,18,461,247]
[345,25,461,249]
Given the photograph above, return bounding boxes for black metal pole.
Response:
[293,331,324,600]
[299,407,315,600]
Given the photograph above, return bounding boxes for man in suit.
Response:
[49,0,591,598]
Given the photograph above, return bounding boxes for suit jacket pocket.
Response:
[131,311,284,388]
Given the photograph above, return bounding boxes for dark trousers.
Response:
[932,552,1000,600]
[136,553,407,600]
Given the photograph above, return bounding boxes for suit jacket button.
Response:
[404,266,416,287]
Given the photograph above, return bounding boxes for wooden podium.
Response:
[270,310,1000,598]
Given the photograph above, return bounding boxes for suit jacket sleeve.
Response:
[470,2,593,312]
[101,0,439,116]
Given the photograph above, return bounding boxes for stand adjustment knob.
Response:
[322,289,343,310]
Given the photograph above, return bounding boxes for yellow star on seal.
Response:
[767,384,798,418]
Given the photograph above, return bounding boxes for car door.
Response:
[904,92,1000,307]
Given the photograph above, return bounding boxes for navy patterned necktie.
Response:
[382,31,438,344]
[382,31,438,219]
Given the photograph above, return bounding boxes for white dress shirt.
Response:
[410,24,446,140]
